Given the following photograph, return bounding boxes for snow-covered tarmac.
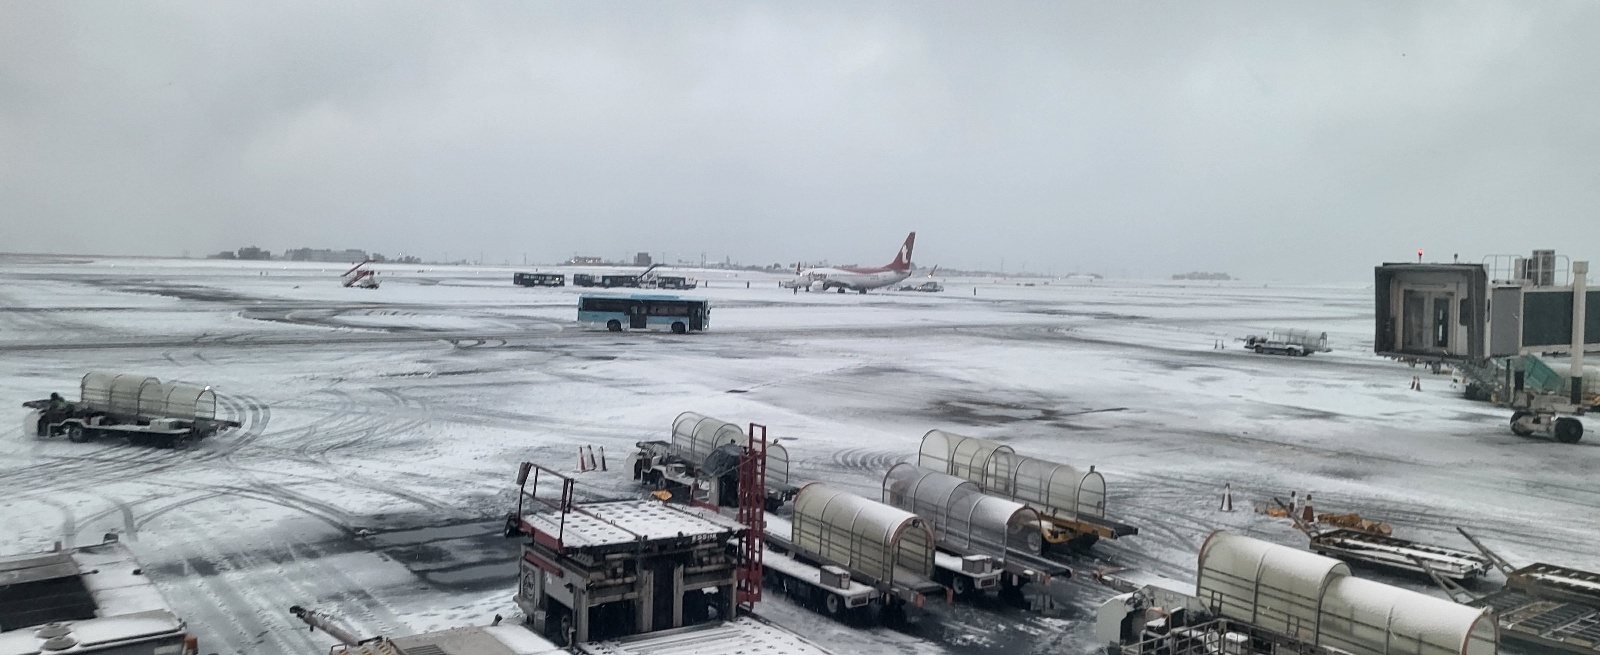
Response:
[2,254,1595,655]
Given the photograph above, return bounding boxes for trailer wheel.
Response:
[171,435,194,450]
[671,322,687,334]
[952,575,972,597]
[1555,418,1583,444]
[607,320,622,332]
[1510,411,1536,437]
[824,593,843,616]
[66,424,88,443]
[1253,345,1264,354]
[1024,529,1044,555]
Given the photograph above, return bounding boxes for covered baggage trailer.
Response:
[881,463,1069,595]
[1192,532,1497,655]
[630,413,797,510]
[761,485,943,620]
[23,372,240,449]
[1101,532,1498,655]
[917,430,1137,548]
[1100,528,1497,653]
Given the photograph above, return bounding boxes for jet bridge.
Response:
[1375,253,1597,442]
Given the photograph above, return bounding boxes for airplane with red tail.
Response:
[783,232,916,294]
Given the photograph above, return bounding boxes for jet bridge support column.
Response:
[1572,261,1588,407]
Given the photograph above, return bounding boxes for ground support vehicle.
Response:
[760,509,944,622]
[340,259,379,288]
[629,413,794,510]
[573,273,599,287]
[1501,355,1593,443]
[881,463,1068,597]
[504,463,752,644]
[917,430,1139,550]
[1305,527,1490,582]
[1422,529,1600,655]
[1241,329,1330,356]
[760,541,882,618]
[23,372,241,449]
[0,535,199,655]
[636,264,699,290]
[1097,532,1497,655]
[514,272,566,287]
[929,551,1003,598]
[578,294,710,333]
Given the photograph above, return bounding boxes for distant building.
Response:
[1172,271,1233,281]
[208,246,272,260]
[567,255,605,265]
[634,252,652,266]
[285,248,369,263]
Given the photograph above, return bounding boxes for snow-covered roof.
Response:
[577,616,836,655]
[523,500,743,550]
[0,541,187,655]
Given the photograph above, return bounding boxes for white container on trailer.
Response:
[882,463,1046,560]
[1196,531,1350,643]
[1196,532,1499,655]
[919,430,1108,522]
[791,483,935,588]
[670,412,746,467]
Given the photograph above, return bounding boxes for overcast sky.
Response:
[3,2,1599,281]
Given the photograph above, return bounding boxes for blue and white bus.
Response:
[578,294,710,333]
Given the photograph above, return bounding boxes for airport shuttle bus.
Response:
[578,294,710,334]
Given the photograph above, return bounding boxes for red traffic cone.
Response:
[1301,494,1315,524]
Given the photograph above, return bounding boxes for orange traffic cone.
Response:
[578,446,589,472]
[1301,494,1315,524]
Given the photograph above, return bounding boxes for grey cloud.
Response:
[3,1,1598,280]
